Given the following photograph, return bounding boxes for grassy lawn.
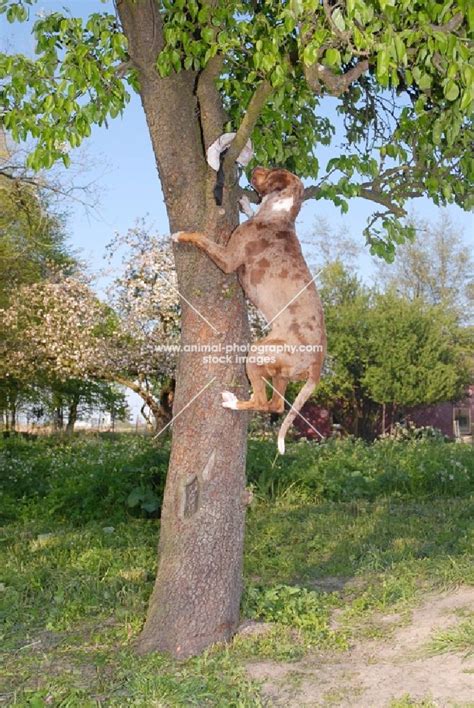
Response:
[1,434,473,705]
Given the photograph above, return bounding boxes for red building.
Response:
[292,386,474,443]
[406,385,474,442]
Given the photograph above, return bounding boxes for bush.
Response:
[1,434,472,525]
[0,434,169,524]
[246,436,474,501]
[381,422,448,441]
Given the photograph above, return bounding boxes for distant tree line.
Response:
[306,214,473,437]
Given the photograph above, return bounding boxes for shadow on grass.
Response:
[244,497,474,593]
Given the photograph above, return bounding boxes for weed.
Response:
[389,696,437,708]
[427,613,474,658]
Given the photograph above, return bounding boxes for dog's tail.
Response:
[277,370,319,455]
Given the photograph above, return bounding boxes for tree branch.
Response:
[244,179,406,218]
[196,54,227,153]
[302,183,406,217]
[357,187,406,217]
[429,11,464,34]
[113,374,161,416]
[115,60,132,78]
[223,79,272,171]
[304,59,369,96]
[302,185,322,201]
[115,0,163,74]
[322,0,350,42]
[239,186,261,204]
[0,168,100,212]
[195,0,228,154]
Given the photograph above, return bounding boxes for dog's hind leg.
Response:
[268,375,288,413]
[222,361,272,411]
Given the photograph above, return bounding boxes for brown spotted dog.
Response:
[172,166,326,453]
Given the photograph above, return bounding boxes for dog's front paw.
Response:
[239,195,254,218]
[222,391,239,410]
[172,231,190,243]
[172,231,203,245]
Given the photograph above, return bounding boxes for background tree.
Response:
[303,216,362,270]
[312,258,471,437]
[0,143,78,427]
[374,212,474,321]
[25,379,129,433]
[0,265,178,429]
[1,0,473,657]
[315,262,376,436]
[362,290,470,427]
[106,223,180,429]
[0,125,100,307]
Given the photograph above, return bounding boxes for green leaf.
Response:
[261,53,276,72]
[197,6,209,23]
[44,94,54,112]
[302,43,318,66]
[376,48,390,81]
[126,487,143,508]
[6,5,17,22]
[331,8,346,32]
[17,5,28,22]
[170,50,181,73]
[325,48,341,67]
[270,64,285,87]
[394,35,407,65]
[142,496,160,513]
[460,88,473,111]
[353,26,365,49]
[201,27,214,44]
[432,122,442,145]
[290,0,303,16]
[417,73,432,90]
[443,80,459,101]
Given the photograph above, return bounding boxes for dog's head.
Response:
[251,167,304,201]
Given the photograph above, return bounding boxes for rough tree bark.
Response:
[113,374,165,431]
[65,395,79,434]
[116,0,258,658]
[52,393,64,432]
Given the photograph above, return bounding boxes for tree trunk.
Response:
[52,395,64,432]
[113,375,165,432]
[117,2,250,658]
[155,378,175,430]
[65,397,79,434]
[53,408,63,431]
[9,405,16,432]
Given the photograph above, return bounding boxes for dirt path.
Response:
[246,587,474,707]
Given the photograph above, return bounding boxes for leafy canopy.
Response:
[362,290,470,406]
[314,263,469,436]
[1,0,473,258]
[0,182,72,306]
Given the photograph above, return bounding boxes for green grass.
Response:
[388,697,437,708]
[1,434,473,705]
[427,612,474,658]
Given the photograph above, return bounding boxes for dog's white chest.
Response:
[271,196,294,213]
